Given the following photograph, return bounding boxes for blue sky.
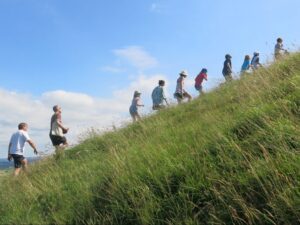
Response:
[1,0,300,158]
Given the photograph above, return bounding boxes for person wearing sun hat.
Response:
[129,90,144,122]
[174,70,192,104]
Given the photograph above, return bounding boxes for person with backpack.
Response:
[152,80,169,110]
[7,123,38,176]
[241,55,252,74]
[194,68,208,95]
[222,54,233,81]
[50,105,69,155]
[274,38,288,60]
[174,70,192,103]
[129,91,144,122]
[251,52,262,70]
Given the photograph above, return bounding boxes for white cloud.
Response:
[101,66,124,73]
[113,46,158,70]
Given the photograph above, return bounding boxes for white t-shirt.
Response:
[9,130,31,155]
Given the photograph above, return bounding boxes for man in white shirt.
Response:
[7,123,38,176]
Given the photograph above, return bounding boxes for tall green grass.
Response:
[0,54,299,225]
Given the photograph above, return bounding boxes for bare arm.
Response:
[56,119,69,131]
[7,143,12,161]
[27,140,38,155]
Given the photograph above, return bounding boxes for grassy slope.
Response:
[0,54,299,225]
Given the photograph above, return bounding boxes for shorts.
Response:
[130,111,139,118]
[50,134,67,146]
[174,92,190,99]
[195,85,203,92]
[11,154,25,169]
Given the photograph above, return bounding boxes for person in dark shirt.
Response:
[222,54,233,81]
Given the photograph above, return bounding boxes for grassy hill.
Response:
[0,54,299,225]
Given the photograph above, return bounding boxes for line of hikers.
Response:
[129,38,289,121]
[7,105,69,176]
[6,38,288,175]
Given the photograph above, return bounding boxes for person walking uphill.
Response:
[129,91,144,122]
[195,68,208,95]
[7,123,38,176]
[152,80,169,110]
[251,52,262,70]
[274,38,287,60]
[50,105,69,155]
[174,70,192,103]
[222,54,233,81]
[241,55,252,74]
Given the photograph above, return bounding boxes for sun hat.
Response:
[180,70,188,77]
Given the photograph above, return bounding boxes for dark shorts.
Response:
[195,85,203,91]
[174,92,190,99]
[11,154,25,169]
[50,134,67,146]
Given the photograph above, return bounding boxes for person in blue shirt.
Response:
[241,55,251,74]
[152,80,169,110]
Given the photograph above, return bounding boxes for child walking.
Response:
[194,68,208,95]
[129,91,144,122]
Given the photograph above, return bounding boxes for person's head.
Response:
[254,52,259,56]
[18,123,28,131]
[53,105,61,113]
[158,80,165,86]
[179,70,188,78]
[133,91,141,98]
[201,68,208,74]
[245,55,251,61]
[277,38,283,43]
[225,54,232,60]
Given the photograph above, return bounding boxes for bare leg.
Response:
[14,168,21,176]
[22,159,28,172]
[136,113,141,121]
[185,93,192,102]
[176,97,182,104]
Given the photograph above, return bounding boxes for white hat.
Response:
[180,70,188,76]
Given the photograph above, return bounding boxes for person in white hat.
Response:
[174,70,192,104]
[129,91,144,122]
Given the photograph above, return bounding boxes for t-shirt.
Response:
[9,130,31,155]
[222,59,232,75]
[129,97,141,113]
[50,113,63,137]
[275,43,283,55]
[175,77,185,94]
[195,73,207,87]
[241,60,250,71]
[152,86,166,105]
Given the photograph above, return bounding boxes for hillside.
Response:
[0,54,299,225]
